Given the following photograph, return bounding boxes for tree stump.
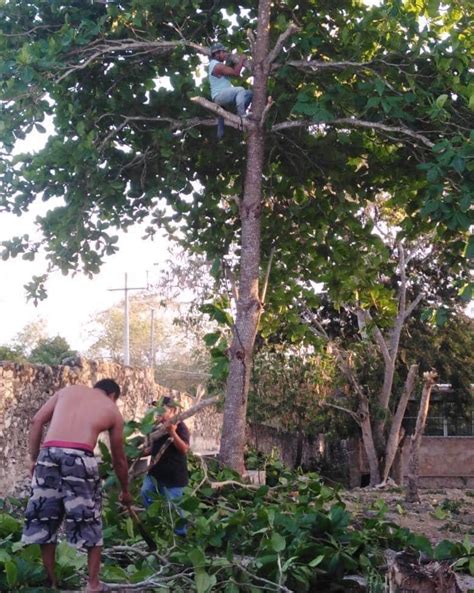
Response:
[385,550,463,593]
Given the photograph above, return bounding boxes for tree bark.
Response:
[385,550,462,593]
[405,370,437,503]
[382,364,418,483]
[219,0,272,472]
[359,395,381,485]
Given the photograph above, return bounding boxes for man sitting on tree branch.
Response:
[208,42,253,139]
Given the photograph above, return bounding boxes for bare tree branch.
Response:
[285,59,368,71]
[382,363,418,482]
[266,23,301,65]
[260,245,276,305]
[358,308,392,366]
[299,303,329,339]
[272,117,435,149]
[403,292,424,321]
[323,402,360,424]
[56,39,208,82]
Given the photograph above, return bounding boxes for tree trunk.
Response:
[359,395,381,485]
[405,370,437,503]
[382,364,418,483]
[385,550,462,593]
[219,0,272,472]
[294,430,304,469]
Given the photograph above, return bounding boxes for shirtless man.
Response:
[22,379,132,593]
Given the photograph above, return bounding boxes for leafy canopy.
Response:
[0,0,471,313]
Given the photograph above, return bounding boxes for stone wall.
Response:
[247,423,325,470]
[247,423,474,489]
[351,435,474,488]
[0,359,222,495]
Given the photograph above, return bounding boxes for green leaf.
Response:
[309,554,325,567]
[435,94,448,108]
[434,540,456,560]
[195,571,217,593]
[101,565,129,582]
[204,332,220,346]
[188,547,206,570]
[464,237,474,259]
[0,513,22,537]
[125,516,134,538]
[432,506,447,520]
[5,560,18,587]
[270,531,286,552]
[210,258,221,278]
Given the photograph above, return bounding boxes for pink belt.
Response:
[43,440,94,453]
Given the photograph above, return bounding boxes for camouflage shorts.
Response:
[22,446,103,548]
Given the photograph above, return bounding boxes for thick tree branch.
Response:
[96,113,217,149]
[285,59,368,71]
[150,395,220,442]
[272,117,435,148]
[358,308,392,366]
[403,293,424,321]
[266,23,301,65]
[382,363,419,483]
[191,96,254,131]
[323,402,360,425]
[56,39,208,82]
[260,245,276,305]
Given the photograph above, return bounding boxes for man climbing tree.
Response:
[208,42,253,139]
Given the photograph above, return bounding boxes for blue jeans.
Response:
[140,475,187,536]
[214,87,253,116]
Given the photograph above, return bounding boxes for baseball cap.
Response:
[210,42,226,55]
[162,396,178,408]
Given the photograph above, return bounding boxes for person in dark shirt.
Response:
[140,397,190,536]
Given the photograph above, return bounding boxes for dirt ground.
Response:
[341,486,474,545]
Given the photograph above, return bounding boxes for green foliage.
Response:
[249,345,343,437]
[4,451,472,591]
[0,344,25,362]
[3,408,473,592]
[0,0,470,311]
[28,335,77,365]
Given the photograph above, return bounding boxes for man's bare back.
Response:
[44,385,122,448]
[23,379,132,592]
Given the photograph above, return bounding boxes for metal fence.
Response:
[404,412,474,437]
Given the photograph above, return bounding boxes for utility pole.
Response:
[150,308,156,375]
[108,273,148,366]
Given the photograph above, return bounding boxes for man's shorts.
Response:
[22,446,103,548]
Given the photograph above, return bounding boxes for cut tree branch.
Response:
[191,96,254,131]
[149,395,220,442]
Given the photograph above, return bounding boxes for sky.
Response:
[0,209,172,351]
[0,120,174,351]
